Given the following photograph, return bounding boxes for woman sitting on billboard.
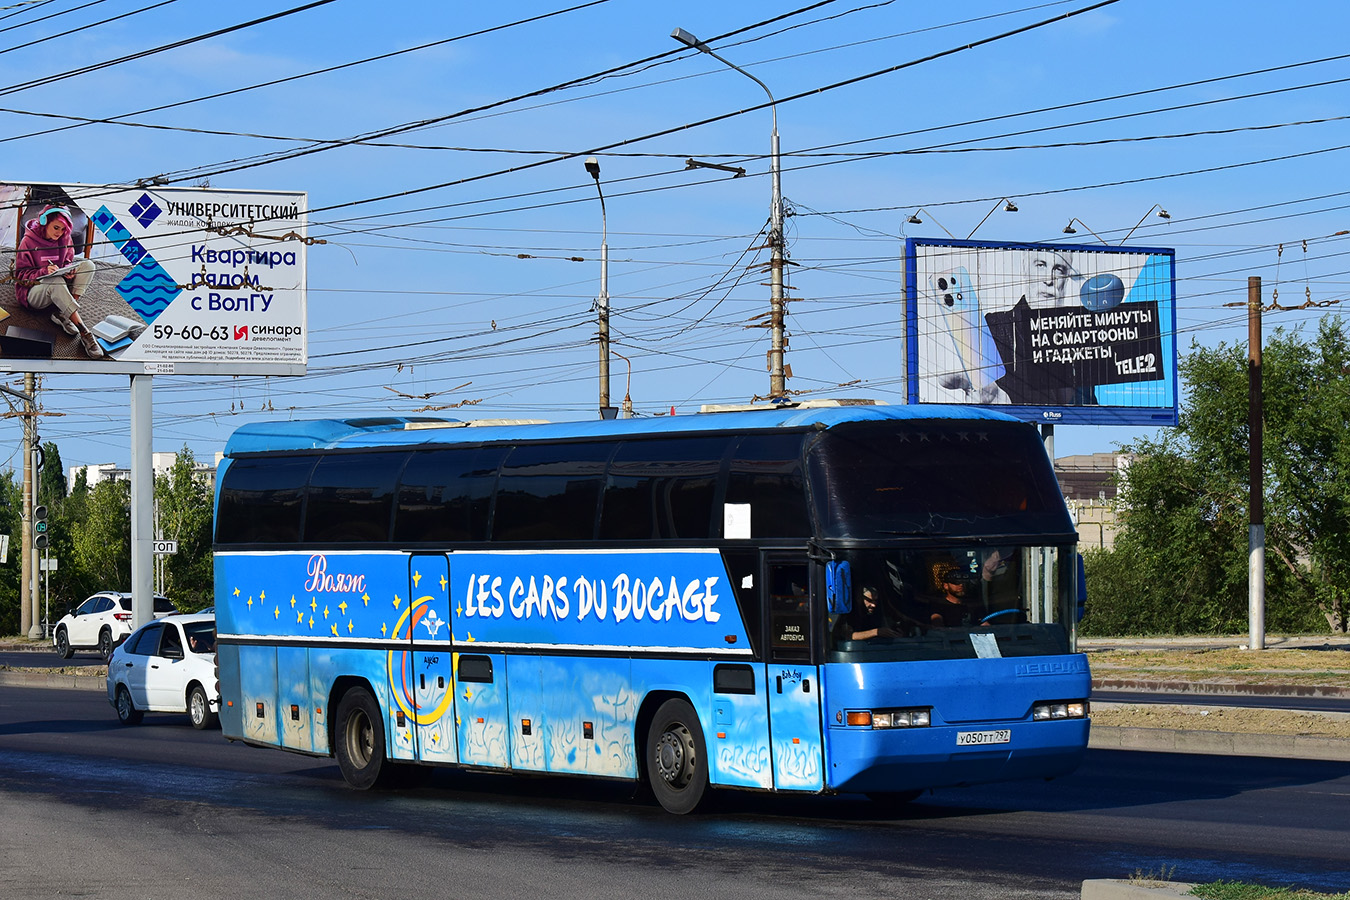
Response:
[14,205,105,359]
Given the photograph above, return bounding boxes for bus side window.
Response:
[216,456,318,544]
[305,451,407,543]
[725,434,810,539]
[720,549,761,658]
[492,442,617,542]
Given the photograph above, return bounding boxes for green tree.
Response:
[155,447,214,610]
[69,478,132,596]
[1083,319,1350,635]
[0,472,22,635]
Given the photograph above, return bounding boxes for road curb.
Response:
[1081,880,1195,900]
[0,671,104,692]
[1094,678,1350,699]
[1089,724,1350,761]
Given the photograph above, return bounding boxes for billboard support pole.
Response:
[130,374,154,631]
[1247,276,1265,650]
[1040,423,1055,466]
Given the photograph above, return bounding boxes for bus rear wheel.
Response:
[335,687,388,790]
[646,698,708,814]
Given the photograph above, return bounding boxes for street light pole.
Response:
[585,157,617,420]
[672,27,786,398]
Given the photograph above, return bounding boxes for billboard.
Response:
[905,238,1177,426]
[0,181,307,375]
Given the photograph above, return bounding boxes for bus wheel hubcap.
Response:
[656,726,692,787]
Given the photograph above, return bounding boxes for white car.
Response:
[53,592,176,661]
[106,613,219,730]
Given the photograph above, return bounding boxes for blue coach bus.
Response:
[213,402,1090,813]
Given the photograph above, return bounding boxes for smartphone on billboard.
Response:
[930,267,1004,397]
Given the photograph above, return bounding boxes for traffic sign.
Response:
[153,540,179,555]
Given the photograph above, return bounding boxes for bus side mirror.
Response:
[1076,554,1087,622]
[826,560,852,615]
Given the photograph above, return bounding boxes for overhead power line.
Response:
[0,0,341,99]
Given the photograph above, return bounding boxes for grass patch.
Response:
[1191,880,1350,900]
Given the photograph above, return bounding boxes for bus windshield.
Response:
[808,420,1072,539]
[825,544,1075,661]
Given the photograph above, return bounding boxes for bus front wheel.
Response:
[646,698,709,814]
[335,686,388,790]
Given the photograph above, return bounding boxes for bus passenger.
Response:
[833,585,900,641]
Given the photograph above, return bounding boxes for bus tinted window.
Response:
[599,437,727,540]
[724,433,810,538]
[492,442,617,541]
[808,421,1072,539]
[305,452,406,543]
[394,446,506,543]
[216,456,317,544]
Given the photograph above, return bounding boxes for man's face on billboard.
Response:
[1027,251,1073,308]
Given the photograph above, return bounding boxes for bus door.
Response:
[762,553,824,792]
[399,553,457,764]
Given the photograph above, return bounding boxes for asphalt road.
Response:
[0,686,1347,900]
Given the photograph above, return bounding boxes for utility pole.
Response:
[19,373,36,638]
[1247,276,1265,650]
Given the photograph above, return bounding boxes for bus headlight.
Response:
[1032,700,1088,721]
[845,708,932,729]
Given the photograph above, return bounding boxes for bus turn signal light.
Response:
[846,708,932,729]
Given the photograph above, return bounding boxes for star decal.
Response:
[440,574,448,592]
[274,606,280,619]
[310,597,318,612]
[347,620,354,634]
[412,570,422,588]
[290,595,297,608]
[233,587,240,597]
[297,610,304,624]
[323,605,330,620]
[362,592,369,607]
[260,590,266,601]
[381,622,388,637]
[393,594,402,609]
[339,600,348,615]
[330,624,338,637]
[308,614,315,629]
[463,687,473,701]
[247,595,254,610]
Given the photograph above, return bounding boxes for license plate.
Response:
[956,729,1011,746]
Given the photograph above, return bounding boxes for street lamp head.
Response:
[584,156,600,180]
[671,27,704,51]
[1062,221,1077,234]
[907,213,922,225]
[1158,208,1171,220]
[1004,200,1018,213]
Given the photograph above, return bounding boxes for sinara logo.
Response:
[233,325,248,340]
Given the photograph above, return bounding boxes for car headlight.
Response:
[1033,700,1089,720]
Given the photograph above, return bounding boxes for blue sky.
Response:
[3,0,1349,472]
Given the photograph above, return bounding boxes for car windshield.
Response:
[184,622,216,654]
[824,544,1076,661]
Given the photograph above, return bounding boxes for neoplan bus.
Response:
[213,403,1090,814]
